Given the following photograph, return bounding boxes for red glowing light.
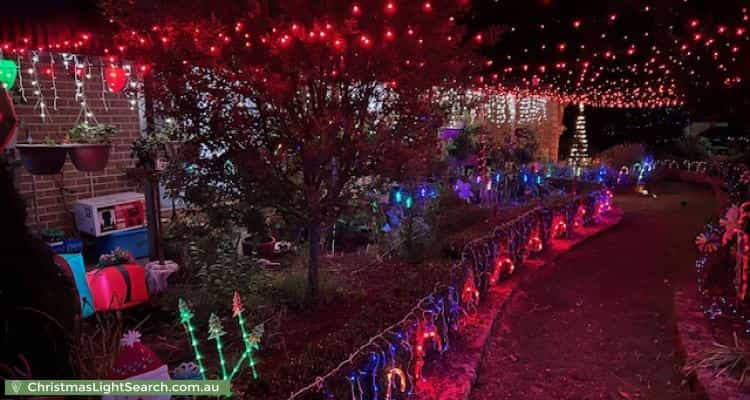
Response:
[422,2,432,12]
[385,2,396,13]
[105,66,127,93]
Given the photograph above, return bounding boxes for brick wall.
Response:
[10,53,141,232]
[536,100,566,162]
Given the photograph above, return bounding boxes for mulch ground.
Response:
[470,181,715,400]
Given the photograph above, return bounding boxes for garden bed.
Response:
[75,187,596,399]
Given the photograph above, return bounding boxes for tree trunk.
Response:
[307,217,321,302]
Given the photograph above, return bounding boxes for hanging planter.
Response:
[15,143,68,175]
[67,123,115,172]
[68,143,113,171]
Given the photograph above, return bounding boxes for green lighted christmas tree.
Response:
[178,292,264,383]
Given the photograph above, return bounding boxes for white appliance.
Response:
[73,192,147,237]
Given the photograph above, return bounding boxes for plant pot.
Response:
[68,144,112,172]
[241,237,254,256]
[256,240,276,259]
[16,144,68,175]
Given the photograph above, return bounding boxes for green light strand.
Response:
[237,311,260,379]
[227,351,248,381]
[208,313,228,380]
[178,298,207,380]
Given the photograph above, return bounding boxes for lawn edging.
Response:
[414,208,624,400]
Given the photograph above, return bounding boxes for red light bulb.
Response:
[422,2,432,12]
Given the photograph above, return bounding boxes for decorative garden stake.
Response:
[178,298,207,380]
[208,313,228,380]
[179,294,264,384]
[233,291,262,379]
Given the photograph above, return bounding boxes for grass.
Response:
[685,331,750,386]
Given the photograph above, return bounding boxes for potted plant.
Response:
[132,126,183,168]
[66,123,115,172]
[16,136,68,175]
[41,227,65,246]
[131,131,169,169]
[240,207,276,258]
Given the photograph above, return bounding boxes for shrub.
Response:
[268,271,345,311]
[598,143,647,168]
[685,332,750,386]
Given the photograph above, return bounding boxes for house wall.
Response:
[536,100,566,162]
[8,53,142,232]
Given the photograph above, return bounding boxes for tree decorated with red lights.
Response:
[103,0,484,299]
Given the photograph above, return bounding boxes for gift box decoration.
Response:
[86,264,149,311]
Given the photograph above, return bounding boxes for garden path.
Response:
[470,182,715,400]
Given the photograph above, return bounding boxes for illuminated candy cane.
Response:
[461,268,480,314]
[551,217,567,239]
[490,254,514,285]
[386,367,407,400]
[617,166,629,184]
[413,316,443,380]
[527,235,543,254]
[573,204,586,228]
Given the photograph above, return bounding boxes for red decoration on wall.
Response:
[105,66,127,93]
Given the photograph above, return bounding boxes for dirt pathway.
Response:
[470,182,716,400]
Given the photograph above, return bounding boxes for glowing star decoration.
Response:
[105,65,127,93]
[385,367,406,400]
[0,59,17,89]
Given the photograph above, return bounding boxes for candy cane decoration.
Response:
[551,217,567,239]
[413,316,443,380]
[461,268,480,314]
[386,367,407,400]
